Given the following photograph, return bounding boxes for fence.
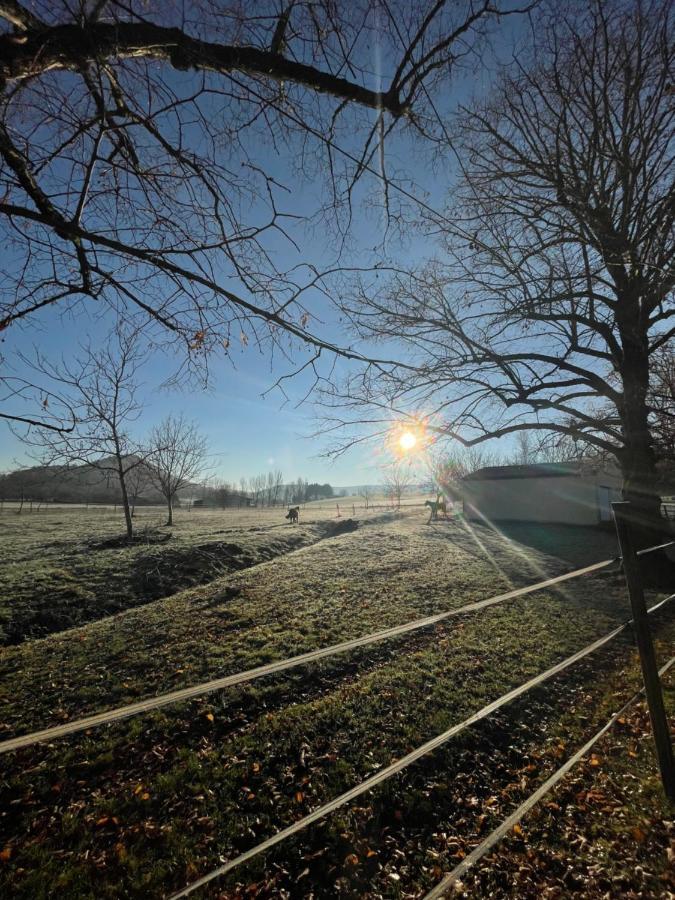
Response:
[423,654,675,900]
[2,502,673,897]
[0,557,617,756]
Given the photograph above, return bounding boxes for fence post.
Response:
[612,501,675,800]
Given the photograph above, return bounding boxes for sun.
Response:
[399,431,417,452]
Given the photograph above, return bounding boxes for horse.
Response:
[424,497,448,522]
[285,506,299,524]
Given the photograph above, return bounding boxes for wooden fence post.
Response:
[612,501,675,799]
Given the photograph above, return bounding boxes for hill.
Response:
[0,461,165,506]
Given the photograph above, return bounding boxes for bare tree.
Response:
[238,476,248,508]
[126,462,154,517]
[270,469,284,507]
[11,467,26,514]
[265,471,275,507]
[250,473,266,507]
[18,328,147,537]
[214,479,233,509]
[0,1,535,430]
[293,477,307,505]
[359,485,372,510]
[327,0,674,529]
[147,415,209,525]
[382,462,415,509]
[427,445,506,500]
[512,431,537,466]
[426,451,464,497]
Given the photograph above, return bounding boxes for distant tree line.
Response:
[199,475,334,509]
[0,464,339,514]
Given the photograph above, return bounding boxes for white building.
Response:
[461,461,623,526]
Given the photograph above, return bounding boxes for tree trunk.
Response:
[118,473,133,538]
[120,484,133,538]
[617,320,664,536]
[114,445,133,540]
[620,445,662,525]
[166,494,173,526]
[616,329,671,588]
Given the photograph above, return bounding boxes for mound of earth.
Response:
[320,518,359,536]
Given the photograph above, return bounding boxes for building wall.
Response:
[463,475,622,526]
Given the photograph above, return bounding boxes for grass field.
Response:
[0,504,673,898]
[0,502,392,645]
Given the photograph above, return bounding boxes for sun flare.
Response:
[399,431,417,451]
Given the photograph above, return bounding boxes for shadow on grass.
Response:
[425,517,619,568]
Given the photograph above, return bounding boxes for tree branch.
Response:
[0,410,75,432]
[0,1,45,31]
[0,20,408,114]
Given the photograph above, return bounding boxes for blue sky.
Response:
[0,146,433,484]
[1,302,390,485]
[0,6,527,485]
